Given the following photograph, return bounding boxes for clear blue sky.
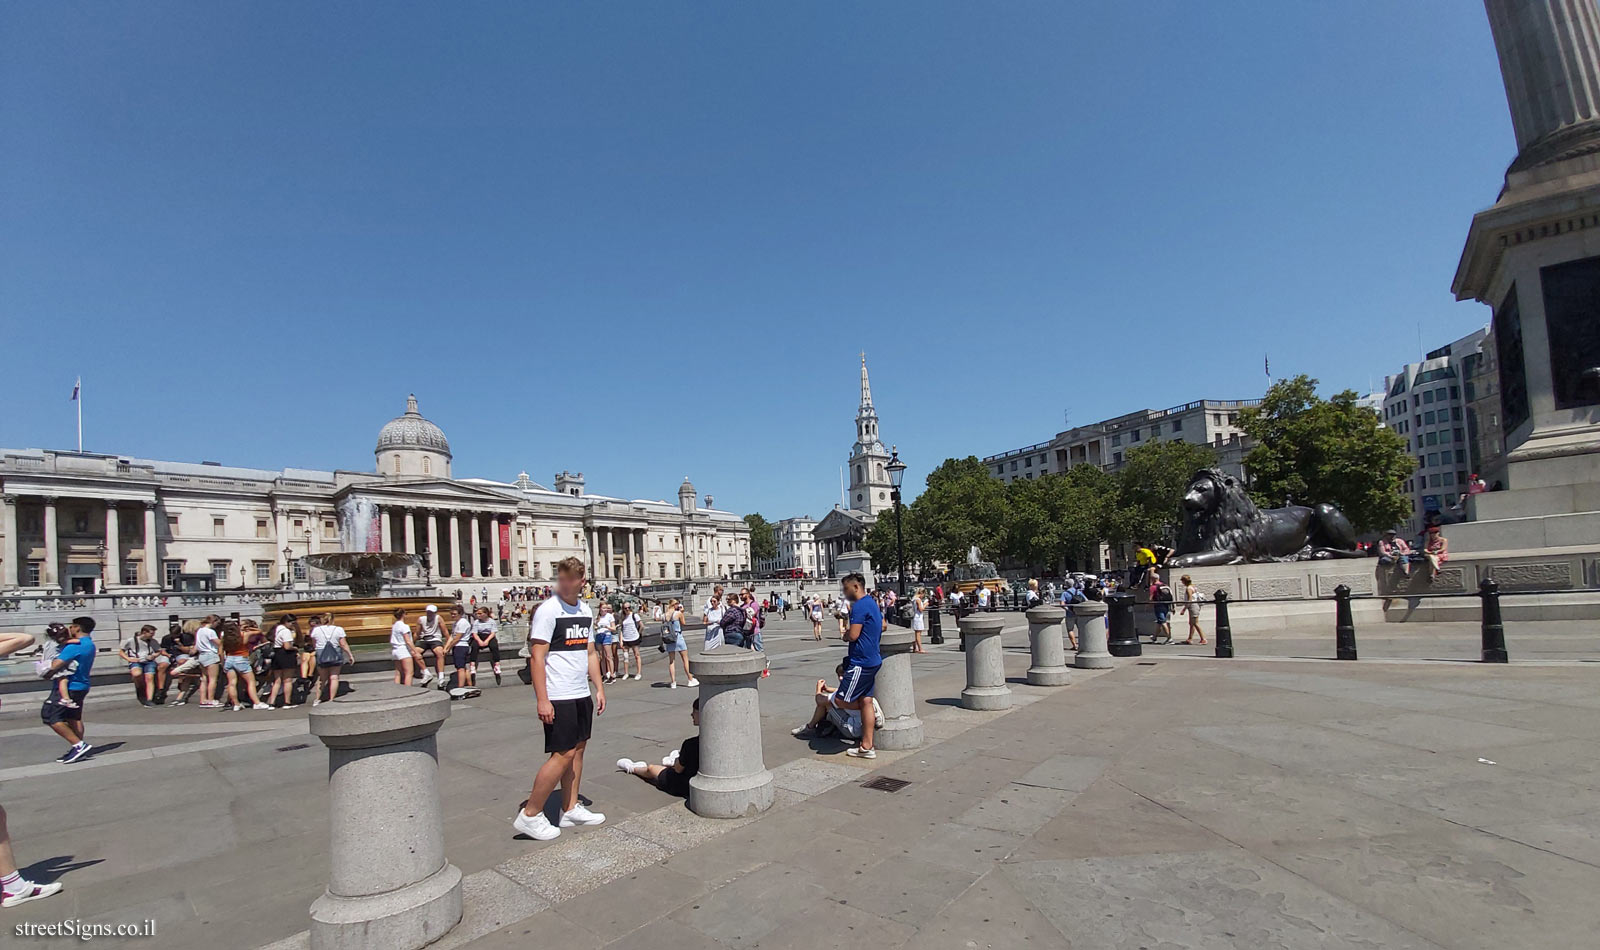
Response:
[1,1,1512,518]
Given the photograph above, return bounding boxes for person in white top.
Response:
[264,614,301,708]
[808,597,825,641]
[390,607,419,686]
[910,589,929,654]
[702,589,725,651]
[309,613,353,705]
[446,605,474,689]
[194,614,224,708]
[515,557,606,843]
[617,604,643,681]
[415,605,446,688]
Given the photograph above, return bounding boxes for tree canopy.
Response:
[1239,374,1414,533]
[1107,439,1218,546]
[742,513,777,562]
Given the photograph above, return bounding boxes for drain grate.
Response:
[861,776,911,793]
[275,743,312,753]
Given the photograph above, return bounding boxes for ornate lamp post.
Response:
[886,446,907,599]
[95,541,107,595]
[283,545,294,590]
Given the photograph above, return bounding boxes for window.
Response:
[1111,434,1121,446]
[657,535,664,546]
[393,454,401,471]
[572,532,580,543]
[1024,456,1032,467]
[698,538,705,549]
[1428,452,1439,466]
[1424,410,1435,425]
[1423,390,1434,404]
[210,561,230,584]
[422,457,431,475]
[212,517,225,538]
[167,515,179,536]
[293,561,306,581]
[658,563,667,578]
[1228,413,1238,424]
[1131,429,1141,442]
[1113,451,1123,465]
[674,536,680,546]
[255,562,271,584]
[1452,407,1463,421]
[1010,460,1017,471]
[1415,415,1422,428]
[674,563,682,578]
[1214,413,1223,425]
[164,561,182,589]
[1425,431,1438,446]
[1456,449,1467,464]
[1454,428,1465,442]
[1417,455,1426,469]
[531,562,542,578]
[256,519,268,539]
[1435,388,1448,402]
[26,562,42,586]
[1450,386,1460,400]
[324,519,337,539]
[1430,474,1442,488]
[122,561,140,585]
[995,465,1004,476]
[698,561,707,576]
[1443,472,1455,486]
[293,518,303,531]
[1171,417,1182,431]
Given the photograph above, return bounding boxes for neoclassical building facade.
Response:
[0,395,750,594]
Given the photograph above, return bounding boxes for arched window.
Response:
[855,464,863,483]
[876,463,884,480]
[422,457,431,475]
[393,454,401,471]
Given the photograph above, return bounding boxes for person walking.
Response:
[41,617,96,763]
[617,603,643,681]
[660,599,694,688]
[415,605,447,687]
[909,588,929,653]
[808,596,825,641]
[702,588,725,650]
[594,602,618,683]
[0,632,65,906]
[1179,575,1207,645]
[516,557,606,842]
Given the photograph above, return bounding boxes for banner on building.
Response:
[499,520,511,563]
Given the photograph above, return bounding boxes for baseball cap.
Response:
[425,604,438,613]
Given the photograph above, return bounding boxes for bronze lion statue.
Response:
[1169,468,1362,567]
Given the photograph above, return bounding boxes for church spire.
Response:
[859,352,873,409]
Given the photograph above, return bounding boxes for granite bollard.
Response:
[1073,601,1112,669]
[1025,604,1071,686]
[958,613,1010,710]
[691,647,775,818]
[874,627,924,750]
[308,684,462,950]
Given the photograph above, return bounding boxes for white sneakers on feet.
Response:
[617,758,639,774]
[669,682,678,689]
[686,678,699,687]
[1,879,63,908]
[513,809,560,841]
[252,703,271,710]
[560,804,606,828]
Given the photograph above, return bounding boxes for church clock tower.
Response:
[847,353,893,517]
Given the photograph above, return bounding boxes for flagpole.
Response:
[76,376,82,453]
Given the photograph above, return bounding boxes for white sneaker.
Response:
[617,758,639,774]
[1,879,63,908]
[686,678,699,687]
[419,670,435,684]
[513,809,560,841]
[669,682,678,689]
[633,673,643,681]
[252,703,271,710]
[559,804,606,828]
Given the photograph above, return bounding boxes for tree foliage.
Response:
[1003,465,1117,572]
[742,513,777,562]
[1108,439,1218,546]
[913,457,1009,565]
[1239,374,1414,533]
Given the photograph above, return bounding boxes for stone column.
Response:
[41,497,58,589]
[447,513,461,579]
[308,684,462,950]
[958,613,1009,710]
[1073,601,1112,669]
[587,526,597,578]
[143,503,158,588]
[104,503,121,589]
[380,507,393,553]
[622,528,633,579]
[603,528,614,579]
[1,494,18,587]
[425,511,438,572]
[1485,0,1600,158]
[467,514,481,578]
[523,522,535,577]
[690,648,774,818]
[637,529,648,580]
[403,508,417,555]
[309,514,323,555]
[1025,604,1070,686]
[874,627,923,750]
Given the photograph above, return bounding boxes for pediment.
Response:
[337,479,520,507]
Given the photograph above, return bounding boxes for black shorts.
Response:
[654,767,691,799]
[469,638,501,664]
[272,648,300,671]
[41,689,87,725]
[543,696,594,754]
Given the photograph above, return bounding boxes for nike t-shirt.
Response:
[529,596,594,701]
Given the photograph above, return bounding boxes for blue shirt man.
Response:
[58,635,96,691]
[834,573,882,759]
[846,591,883,667]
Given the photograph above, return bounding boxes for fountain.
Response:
[259,497,439,645]
[948,546,1005,595]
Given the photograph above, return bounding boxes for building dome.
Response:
[376,394,452,457]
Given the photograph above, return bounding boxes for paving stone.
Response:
[668,862,825,944]
[1317,711,1549,753]
[552,864,706,943]
[768,756,862,795]
[902,822,1026,873]
[911,867,1068,950]
[840,855,981,923]
[1015,753,1107,792]
[614,800,755,852]
[497,828,668,901]
[955,782,1074,835]
[429,869,550,950]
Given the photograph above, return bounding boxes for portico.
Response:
[1,482,159,594]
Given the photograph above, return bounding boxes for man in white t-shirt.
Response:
[515,556,606,842]
[447,605,474,689]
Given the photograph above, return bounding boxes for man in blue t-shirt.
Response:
[43,615,97,764]
[836,573,882,759]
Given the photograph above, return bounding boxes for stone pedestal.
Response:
[1073,602,1112,669]
[309,684,462,950]
[874,627,923,750]
[958,613,1010,710]
[690,648,774,818]
[1024,604,1070,686]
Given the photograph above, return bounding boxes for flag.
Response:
[70,377,80,401]
[1264,355,1270,378]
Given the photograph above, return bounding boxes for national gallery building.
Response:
[0,396,750,595]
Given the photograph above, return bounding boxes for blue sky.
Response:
[1,1,1512,518]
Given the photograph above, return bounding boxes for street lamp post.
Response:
[282,545,294,590]
[886,446,908,600]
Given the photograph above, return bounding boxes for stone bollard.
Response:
[308,684,462,950]
[958,613,1010,710]
[690,648,775,818]
[874,628,924,750]
[1025,604,1071,686]
[1072,601,1112,669]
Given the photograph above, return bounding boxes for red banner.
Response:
[498,521,511,562]
[368,510,382,552]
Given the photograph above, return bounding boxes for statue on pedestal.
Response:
[1168,469,1362,567]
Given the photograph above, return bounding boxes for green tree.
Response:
[905,456,1008,565]
[1109,439,1219,545]
[1239,374,1414,533]
[1003,465,1117,573]
[742,513,777,562]
[862,502,931,580]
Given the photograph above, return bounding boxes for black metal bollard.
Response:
[1479,578,1508,663]
[1106,592,1142,657]
[1333,584,1357,661]
[928,604,945,644]
[1214,591,1233,659]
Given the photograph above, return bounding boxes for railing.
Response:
[0,584,432,615]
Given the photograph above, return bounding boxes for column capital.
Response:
[144,500,159,511]
[0,493,15,504]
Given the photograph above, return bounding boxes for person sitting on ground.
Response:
[790,664,884,742]
[616,699,701,798]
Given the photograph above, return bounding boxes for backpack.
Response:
[743,606,758,633]
[1154,584,1174,604]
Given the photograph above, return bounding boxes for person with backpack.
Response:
[309,613,353,705]
[659,599,695,688]
[1149,577,1175,644]
[1178,575,1207,645]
